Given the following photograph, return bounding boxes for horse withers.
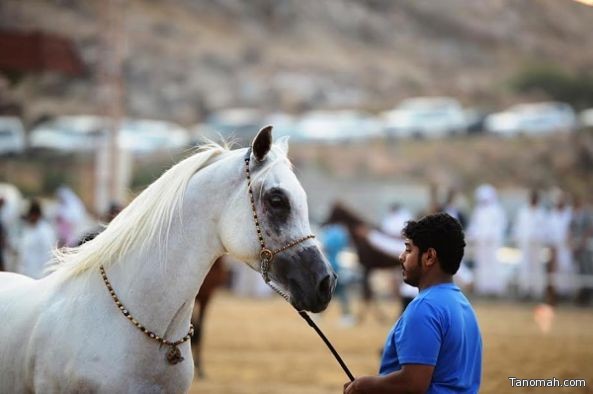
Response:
[0,127,335,393]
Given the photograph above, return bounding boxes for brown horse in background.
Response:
[191,257,229,379]
[324,202,399,321]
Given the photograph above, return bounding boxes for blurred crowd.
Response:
[319,184,593,328]
[464,185,592,306]
[0,185,120,279]
[1,182,592,317]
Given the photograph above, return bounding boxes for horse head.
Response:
[219,126,336,313]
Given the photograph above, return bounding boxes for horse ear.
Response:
[252,125,273,161]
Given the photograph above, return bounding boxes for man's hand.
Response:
[344,376,374,394]
[343,365,434,394]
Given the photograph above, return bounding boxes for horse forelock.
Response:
[52,143,230,278]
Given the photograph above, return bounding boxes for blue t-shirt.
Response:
[379,283,482,393]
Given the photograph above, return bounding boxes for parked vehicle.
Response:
[297,110,383,143]
[119,119,189,154]
[0,116,26,155]
[382,97,467,139]
[29,115,106,152]
[29,115,189,154]
[485,102,577,136]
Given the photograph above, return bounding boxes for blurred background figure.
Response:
[570,197,593,306]
[77,201,123,245]
[0,183,24,273]
[17,199,55,279]
[0,197,5,271]
[512,189,548,300]
[467,184,507,297]
[381,203,413,239]
[55,186,87,247]
[321,215,355,327]
[381,203,415,314]
[104,201,123,223]
[546,190,575,303]
[230,256,272,298]
[360,202,415,314]
[441,188,467,228]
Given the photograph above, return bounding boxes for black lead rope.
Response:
[297,310,356,382]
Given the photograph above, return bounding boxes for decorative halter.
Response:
[244,147,355,382]
[243,148,315,283]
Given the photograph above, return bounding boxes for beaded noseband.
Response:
[243,148,315,283]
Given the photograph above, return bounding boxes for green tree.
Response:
[511,66,593,110]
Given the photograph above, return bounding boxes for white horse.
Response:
[0,127,336,393]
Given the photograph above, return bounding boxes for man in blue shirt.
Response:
[344,213,482,394]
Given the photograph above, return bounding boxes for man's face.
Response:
[399,238,423,287]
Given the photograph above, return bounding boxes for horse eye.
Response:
[268,193,289,209]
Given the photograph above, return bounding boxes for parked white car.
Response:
[30,115,189,154]
[382,97,467,139]
[0,116,26,155]
[119,119,190,154]
[485,102,577,136]
[297,110,383,143]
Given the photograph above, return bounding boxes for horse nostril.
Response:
[318,274,332,297]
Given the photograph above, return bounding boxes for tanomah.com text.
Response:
[508,377,586,388]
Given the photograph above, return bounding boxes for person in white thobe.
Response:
[546,193,574,298]
[467,184,507,296]
[18,200,56,279]
[55,186,87,247]
[512,190,548,299]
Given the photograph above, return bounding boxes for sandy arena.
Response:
[189,293,593,394]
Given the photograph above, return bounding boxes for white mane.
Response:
[52,138,291,279]
[53,143,228,278]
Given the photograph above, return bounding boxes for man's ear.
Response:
[424,248,437,268]
[251,125,273,162]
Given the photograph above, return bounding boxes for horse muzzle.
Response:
[273,246,336,313]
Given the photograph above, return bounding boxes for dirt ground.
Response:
[189,293,593,394]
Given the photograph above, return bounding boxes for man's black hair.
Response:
[402,212,466,275]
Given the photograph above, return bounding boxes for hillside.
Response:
[1,0,593,124]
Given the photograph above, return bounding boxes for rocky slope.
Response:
[1,0,593,124]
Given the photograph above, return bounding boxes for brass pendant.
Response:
[166,345,184,365]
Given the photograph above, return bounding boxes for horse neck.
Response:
[105,153,239,341]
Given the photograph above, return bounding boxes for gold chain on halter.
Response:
[244,149,315,282]
[99,265,194,365]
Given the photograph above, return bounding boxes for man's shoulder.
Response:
[404,296,441,321]
[408,285,468,315]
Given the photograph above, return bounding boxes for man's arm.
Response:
[344,364,435,394]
